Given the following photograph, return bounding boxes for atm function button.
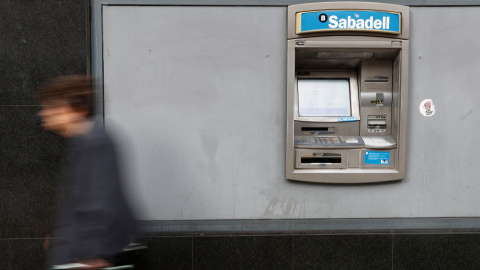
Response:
[295,138,311,144]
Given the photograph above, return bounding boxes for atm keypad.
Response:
[294,136,364,148]
[314,136,341,144]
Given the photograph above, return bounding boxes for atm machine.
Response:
[286,2,409,183]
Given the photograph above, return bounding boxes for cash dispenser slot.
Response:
[296,149,347,169]
[301,154,342,164]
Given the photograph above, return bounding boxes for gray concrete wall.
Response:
[100,5,480,221]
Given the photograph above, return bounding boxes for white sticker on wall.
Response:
[419,99,435,117]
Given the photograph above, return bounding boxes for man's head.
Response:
[36,75,95,136]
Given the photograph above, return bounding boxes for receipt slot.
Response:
[286,2,409,183]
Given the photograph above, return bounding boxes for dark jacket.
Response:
[47,123,137,268]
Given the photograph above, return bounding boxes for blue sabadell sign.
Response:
[296,10,401,34]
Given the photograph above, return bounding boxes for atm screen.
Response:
[297,79,351,117]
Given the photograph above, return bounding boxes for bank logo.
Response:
[296,10,401,34]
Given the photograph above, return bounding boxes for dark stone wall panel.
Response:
[137,236,193,270]
[193,235,294,270]
[0,239,46,270]
[0,106,65,238]
[393,233,480,269]
[0,0,87,105]
[0,0,87,240]
[293,234,392,269]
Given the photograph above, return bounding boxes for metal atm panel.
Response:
[286,2,409,184]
